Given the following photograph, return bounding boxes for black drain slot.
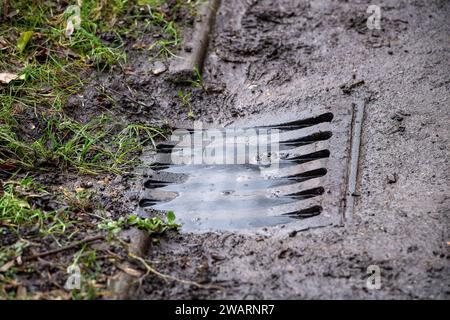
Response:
[171,112,333,133]
[285,187,325,200]
[280,131,333,148]
[155,146,175,154]
[284,168,328,182]
[144,179,171,189]
[139,199,158,208]
[285,150,330,164]
[252,112,334,131]
[282,205,323,219]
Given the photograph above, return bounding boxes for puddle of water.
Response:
[147,162,326,231]
[152,164,301,231]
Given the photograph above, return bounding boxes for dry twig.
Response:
[129,252,223,290]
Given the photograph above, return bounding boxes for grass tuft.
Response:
[0,0,198,300]
[0,177,72,235]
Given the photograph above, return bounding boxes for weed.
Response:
[98,217,126,235]
[186,66,205,89]
[99,211,179,236]
[128,211,179,234]
[177,89,196,119]
[0,178,72,235]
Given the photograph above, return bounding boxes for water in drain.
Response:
[140,113,333,231]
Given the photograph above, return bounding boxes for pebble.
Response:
[387,173,398,184]
[152,61,167,75]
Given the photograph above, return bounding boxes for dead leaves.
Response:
[0,72,24,84]
[0,260,15,273]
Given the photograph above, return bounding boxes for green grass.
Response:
[1,113,167,174]
[177,89,196,119]
[0,0,199,175]
[0,0,197,299]
[147,10,182,58]
[0,177,72,235]
[98,211,179,236]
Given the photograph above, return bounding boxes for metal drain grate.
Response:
[138,106,355,232]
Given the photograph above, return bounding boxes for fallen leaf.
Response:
[0,72,18,84]
[0,161,17,171]
[65,20,75,38]
[17,31,34,53]
[123,67,135,75]
[17,200,30,209]
[120,266,142,277]
[0,260,15,273]
[7,10,20,19]
[131,41,146,50]
[0,36,7,48]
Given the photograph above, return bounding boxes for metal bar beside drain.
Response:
[344,102,365,223]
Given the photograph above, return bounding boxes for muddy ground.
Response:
[132,0,449,299]
[1,0,448,299]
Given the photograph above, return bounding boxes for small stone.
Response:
[80,181,93,188]
[288,230,298,237]
[152,61,167,75]
[387,173,398,184]
[407,245,418,253]
[391,113,404,122]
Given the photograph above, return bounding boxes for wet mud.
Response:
[133,0,449,299]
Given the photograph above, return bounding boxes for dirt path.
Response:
[133,0,449,299]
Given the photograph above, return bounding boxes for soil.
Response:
[3,0,448,299]
[132,0,449,299]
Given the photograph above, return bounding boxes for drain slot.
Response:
[280,132,333,149]
[283,168,328,181]
[139,199,158,207]
[144,179,172,189]
[286,150,331,164]
[282,205,323,218]
[285,186,325,200]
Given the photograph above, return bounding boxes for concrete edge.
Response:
[169,0,221,80]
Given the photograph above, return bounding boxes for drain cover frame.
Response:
[137,103,357,234]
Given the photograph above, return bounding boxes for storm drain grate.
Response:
[138,105,355,232]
